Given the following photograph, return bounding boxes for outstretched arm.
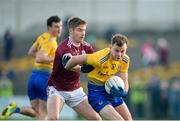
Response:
[64,54,87,70]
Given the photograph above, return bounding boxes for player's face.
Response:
[49,21,62,37]
[70,24,86,43]
[110,43,127,61]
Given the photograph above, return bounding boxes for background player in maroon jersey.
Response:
[47,17,101,120]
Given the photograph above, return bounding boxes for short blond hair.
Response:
[68,17,86,30]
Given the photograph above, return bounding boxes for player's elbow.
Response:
[28,49,33,55]
[28,51,34,56]
[64,64,71,70]
[28,46,37,57]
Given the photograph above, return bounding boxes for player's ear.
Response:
[69,28,73,34]
[47,25,51,31]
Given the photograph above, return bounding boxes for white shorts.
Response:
[47,86,87,107]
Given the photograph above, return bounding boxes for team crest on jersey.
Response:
[111,64,116,70]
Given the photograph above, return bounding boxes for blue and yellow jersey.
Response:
[32,32,57,70]
[86,48,130,84]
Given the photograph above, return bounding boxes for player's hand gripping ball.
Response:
[105,76,127,98]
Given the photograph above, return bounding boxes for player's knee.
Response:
[89,113,102,120]
[124,113,132,121]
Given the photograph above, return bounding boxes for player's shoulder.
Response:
[93,48,110,57]
[97,48,110,54]
[58,38,68,47]
[122,54,130,63]
[34,32,47,44]
[82,41,91,47]
[93,48,110,64]
[82,41,94,53]
[38,32,48,40]
[56,38,69,52]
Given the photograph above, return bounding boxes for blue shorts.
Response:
[88,83,123,113]
[27,69,50,101]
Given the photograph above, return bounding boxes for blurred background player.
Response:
[63,34,132,120]
[3,28,15,61]
[0,16,62,120]
[47,17,101,120]
[0,66,13,110]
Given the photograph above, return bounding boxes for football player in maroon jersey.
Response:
[47,17,101,120]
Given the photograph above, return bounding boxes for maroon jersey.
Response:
[48,38,94,91]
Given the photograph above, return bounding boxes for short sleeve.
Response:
[86,53,99,66]
[86,49,107,66]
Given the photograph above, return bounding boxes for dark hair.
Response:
[47,16,61,27]
[67,17,86,30]
[111,34,128,47]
